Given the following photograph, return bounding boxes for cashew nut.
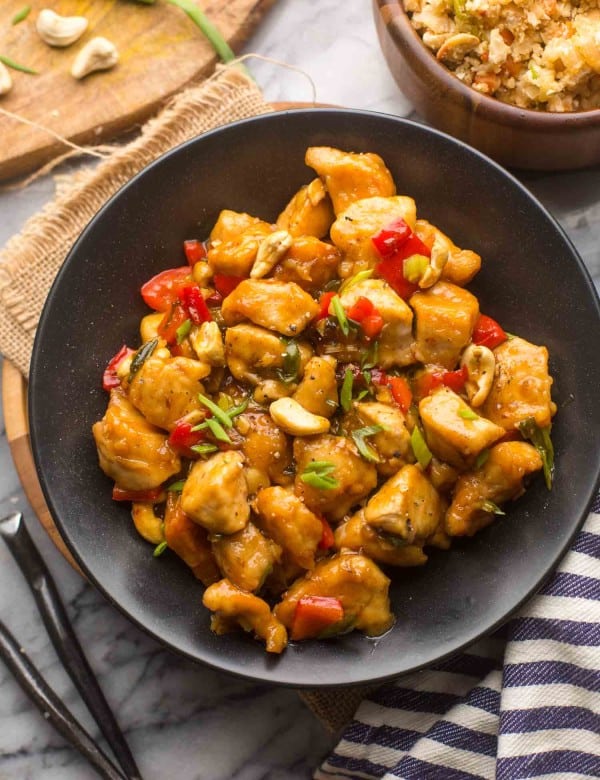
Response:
[71,37,118,79]
[436,33,480,64]
[419,234,449,288]
[0,62,12,96]
[461,344,496,407]
[189,321,225,366]
[250,230,293,279]
[36,9,88,48]
[269,397,330,436]
[131,502,164,544]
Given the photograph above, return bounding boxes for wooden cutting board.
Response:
[0,0,276,181]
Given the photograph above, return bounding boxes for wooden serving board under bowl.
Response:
[0,0,277,181]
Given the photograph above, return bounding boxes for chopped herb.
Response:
[191,443,218,455]
[166,480,186,492]
[11,6,31,25]
[518,417,554,489]
[475,449,489,469]
[229,396,250,418]
[403,254,429,283]
[459,407,479,420]
[340,369,354,412]
[153,541,168,557]
[176,318,192,344]
[129,338,158,380]
[351,425,384,463]
[206,417,232,443]
[410,426,432,469]
[198,393,233,427]
[330,295,350,336]
[277,339,301,384]
[361,340,379,370]
[481,500,506,515]
[300,461,339,490]
[362,369,372,386]
[357,390,369,401]
[339,269,373,293]
[0,54,38,74]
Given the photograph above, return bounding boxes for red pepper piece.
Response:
[361,312,385,340]
[102,345,134,391]
[318,517,335,550]
[396,233,431,263]
[290,595,344,641]
[414,370,444,400]
[371,217,412,258]
[141,267,191,312]
[375,257,419,300]
[213,274,245,297]
[371,368,389,386]
[157,301,189,345]
[442,366,468,393]
[472,314,507,350]
[317,291,336,320]
[346,296,374,322]
[112,485,164,502]
[183,239,207,266]
[389,376,412,413]
[181,285,212,325]
[168,419,205,456]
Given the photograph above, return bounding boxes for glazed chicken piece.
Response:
[414,219,481,286]
[254,486,323,570]
[446,441,543,536]
[419,387,506,468]
[292,356,339,418]
[294,434,378,520]
[364,464,445,544]
[209,209,266,244]
[221,279,319,337]
[305,147,396,215]
[274,552,394,637]
[270,236,340,292]
[331,196,417,278]
[335,510,428,567]
[482,336,555,431]
[180,451,249,534]
[203,579,288,654]
[131,502,164,544]
[164,493,220,585]
[339,278,415,367]
[411,281,479,369]
[207,212,273,277]
[139,312,164,343]
[239,411,293,487]
[225,323,287,385]
[93,389,181,491]
[189,321,226,367]
[128,355,210,431]
[211,522,282,593]
[352,401,412,476]
[276,178,335,238]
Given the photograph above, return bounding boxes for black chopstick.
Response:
[0,513,142,780]
[0,618,127,780]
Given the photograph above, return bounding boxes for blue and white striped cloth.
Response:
[318,492,600,780]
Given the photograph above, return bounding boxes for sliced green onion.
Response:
[166,480,186,492]
[300,461,339,490]
[129,338,158,380]
[351,425,383,463]
[191,421,209,432]
[505,331,516,340]
[166,0,236,63]
[403,254,429,283]
[518,417,554,490]
[303,460,336,473]
[362,369,372,386]
[481,500,506,515]
[176,318,192,344]
[0,54,38,74]
[277,339,301,384]
[340,369,354,412]
[357,390,369,401]
[153,541,168,557]
[410,426,432,469]
[361,340,379,370]
[330,295,350,336]
[229,396,250,418]
[206,417,232,443]
[11,6,31,25]
[198,393,233,427]
[474,449,489,469]
[191,443,218,455]
[459,407,479,420]
[338,269,373,293]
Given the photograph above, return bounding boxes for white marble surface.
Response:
[0,0,599,778]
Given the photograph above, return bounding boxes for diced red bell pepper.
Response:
[168,419,205,456]
[183,239,207,266]
[180,285,212,325]
[157,301,189,345]
[472,314,507,350]
[375,257,419,300]
[112,485,164,502]
[389,376,412,413]
[213,274,245,297]
[371,217,412,258]
[416,366,468,399]
[317,291,336,320]
[346,296,374,322]
[318,517,335,550]
[361,312,385,340]
[102,345,134,391]
[442,366,468,393]
[415,370,444,399]
[290,595,345,641]
[141,267,191,312]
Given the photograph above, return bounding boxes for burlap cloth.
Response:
[0,65,379,733]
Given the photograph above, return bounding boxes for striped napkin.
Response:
[318,492,600,780]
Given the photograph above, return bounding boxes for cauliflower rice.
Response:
[405,0,600,111]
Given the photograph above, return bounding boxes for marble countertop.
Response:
[0,1,598,778]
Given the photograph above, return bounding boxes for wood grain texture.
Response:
[0,0,277,181]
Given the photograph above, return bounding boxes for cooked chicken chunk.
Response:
[225,324,287,385]
[292,356,338,418]
[353,401,412,475]
[93,389,181,491]
[331,196,417,278]
[203,579,287,654]
[411,281,479,369]
[164,493,220,585]
[239,411,293,487]
[339,279,415,367]
[128,355,210,431]
[419,387,505,468]
[209,209,266,244]
[365,464,445,544]
[139,312,164,343]
[274,552,394,637]
[276,178,335,238]
[294,435,378,520]
[189,321,225,367]
[482,336,555,431]
[131,502,164,544]
[335,510,428,567]
[305,147,396,215]
[271,236,340,292]
[221,279,319,337]
[180,451,249,534]
[414,219,481,286]
[254,486,323,570]
[446,442,543,536]
[207,214,273,277]
[211,522,282,592]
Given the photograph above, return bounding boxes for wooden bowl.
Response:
[373,0,600,170]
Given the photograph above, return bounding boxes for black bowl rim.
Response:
[30,108,600,687]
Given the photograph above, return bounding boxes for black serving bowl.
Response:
[30,109,600,687]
